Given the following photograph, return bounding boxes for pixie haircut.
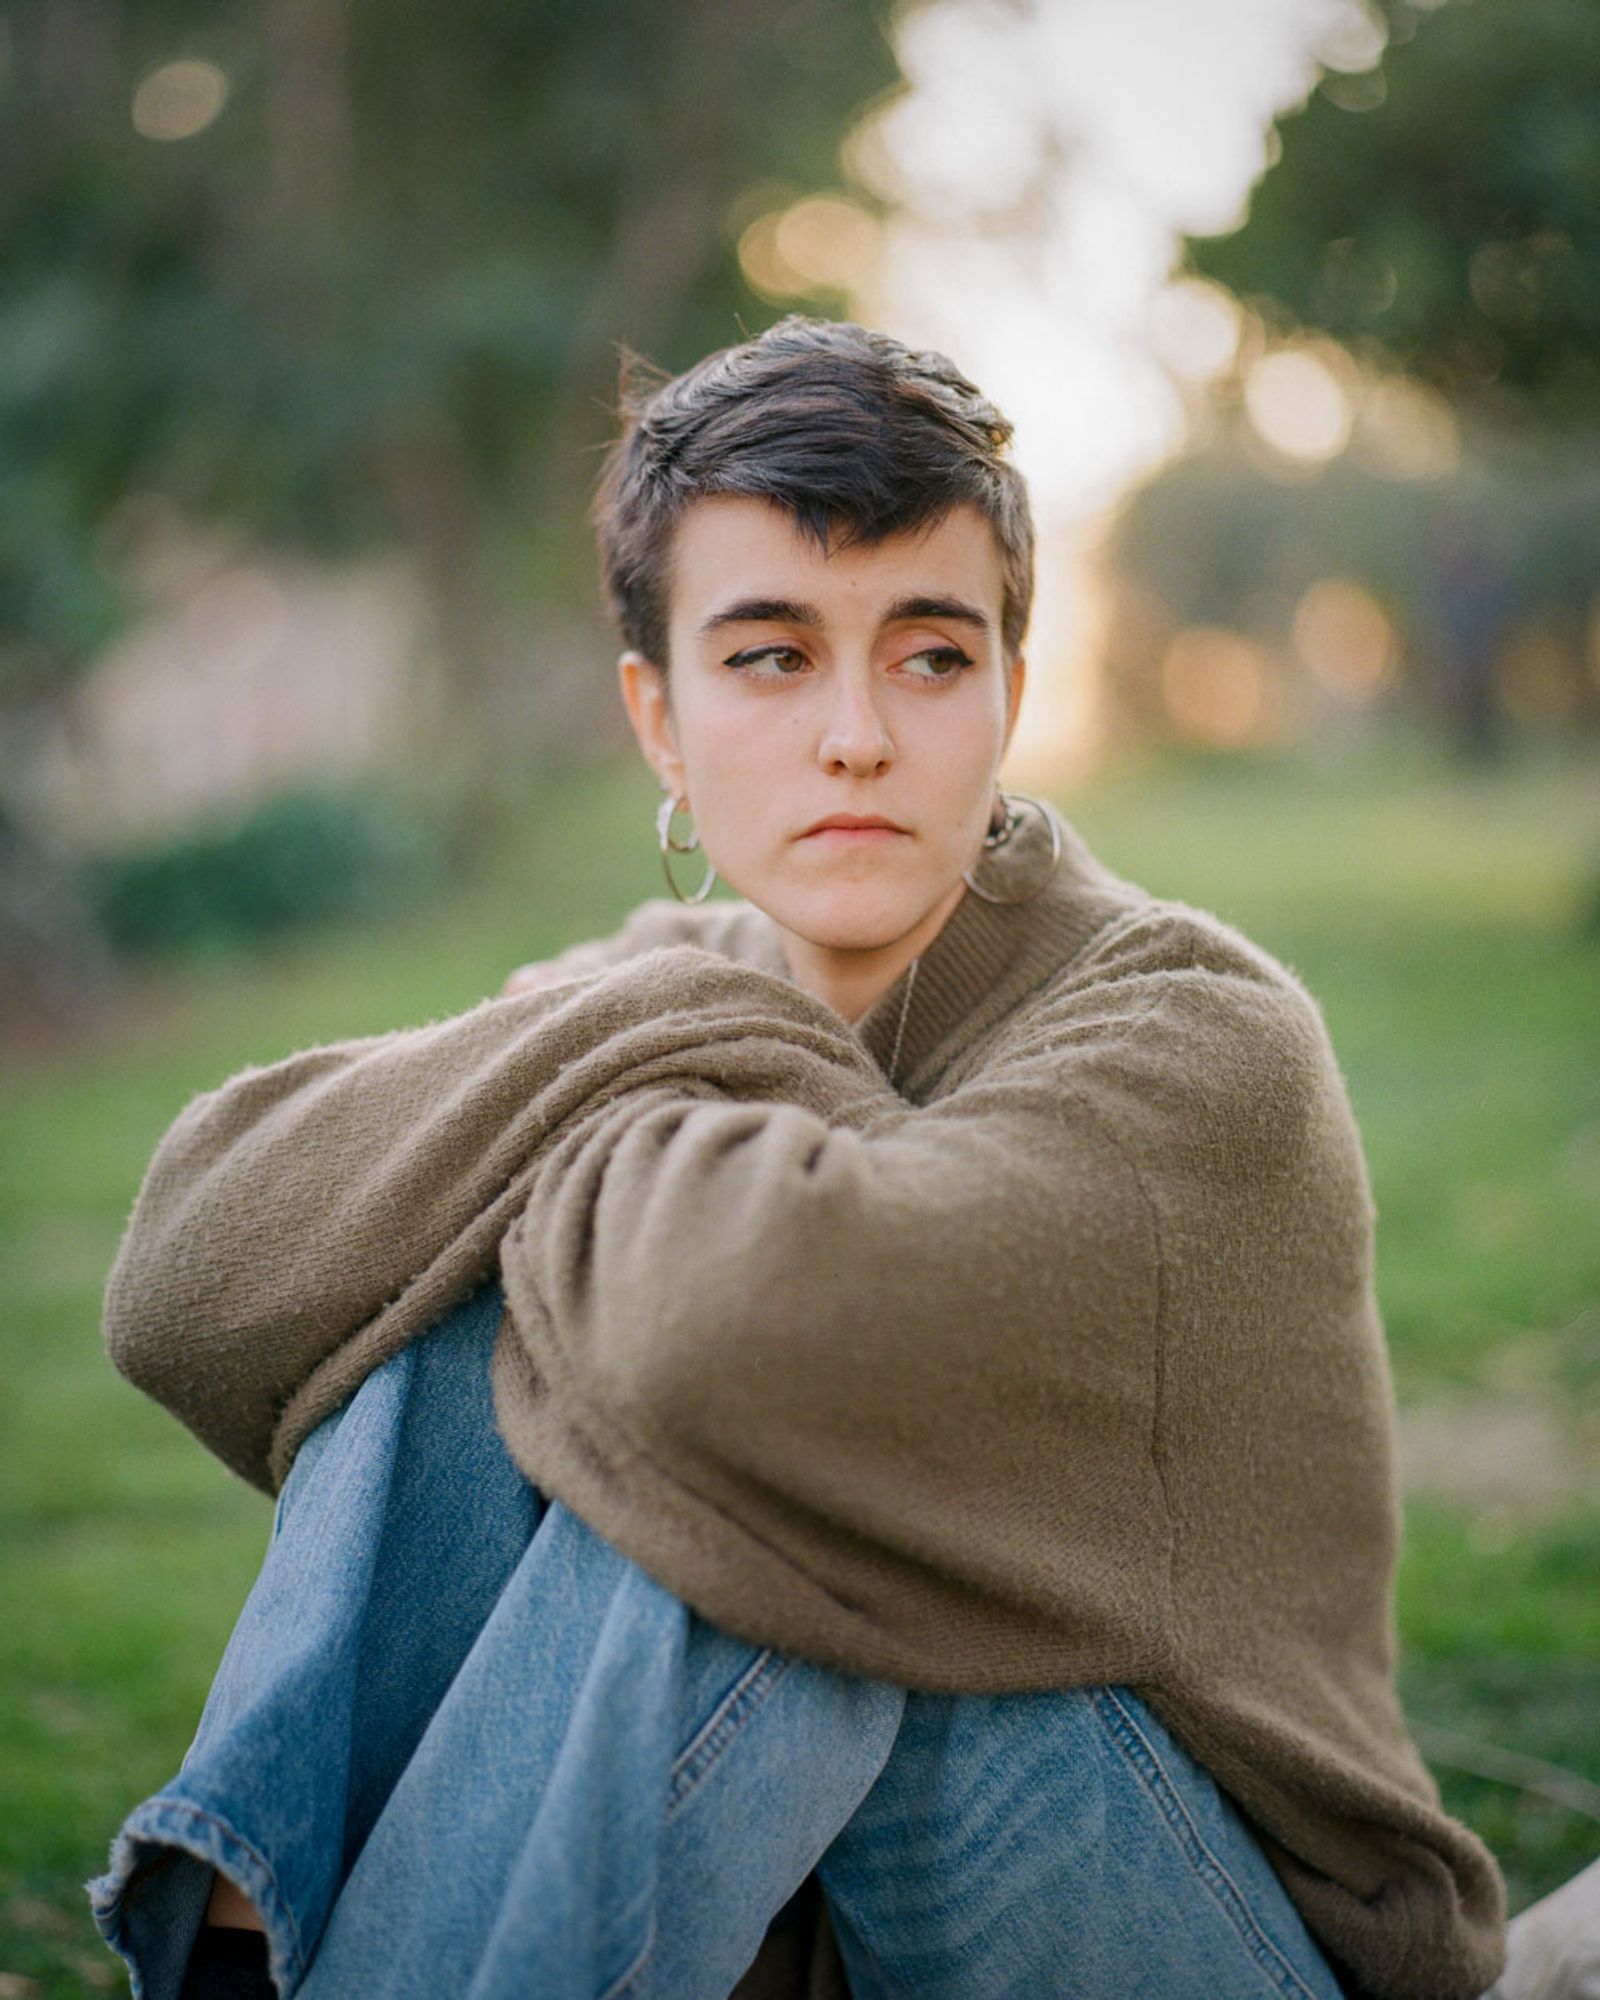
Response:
[591,316,1035,672]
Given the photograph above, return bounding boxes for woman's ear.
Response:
[1001,653,1027,755]
[617,651,684,796]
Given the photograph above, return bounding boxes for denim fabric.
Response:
[89,1282,1348,2000]
[820,1687,1350,1999]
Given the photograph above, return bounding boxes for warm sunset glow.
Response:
[1001,540,1107,790]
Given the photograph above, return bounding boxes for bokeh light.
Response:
[738,212,808,300]
[776,197,880,291]
[1320,67,1387,111]
[1160,625,1282,745]
[132,59,229,143]
[738,194,881,300]
[1244,345,1354,463]
[1148,278,1245,384]
[1292,577,1398,700]
[1317,0,1387,73]
[1357,376,1461,479]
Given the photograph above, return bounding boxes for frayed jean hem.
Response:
[89,1795,302,2000]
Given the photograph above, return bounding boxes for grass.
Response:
[2,730,1597,1993]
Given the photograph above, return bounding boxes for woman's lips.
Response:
[803,825,907,840]
[799,816,910,839]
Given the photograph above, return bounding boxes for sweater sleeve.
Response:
[489,935,1213,1686]
[100,897,785,1495]
[526,896,785,985]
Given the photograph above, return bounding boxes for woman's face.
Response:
[619,495,1024,968]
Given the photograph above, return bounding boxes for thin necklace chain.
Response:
[887,956,920,1089]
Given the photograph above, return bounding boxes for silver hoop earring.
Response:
[656,793,717,905]
[961,791,1062,905]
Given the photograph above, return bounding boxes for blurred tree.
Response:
[1106,438,1600,759]
[1184,0,1600,426]
[0,0,900,1025]
[0,0,901,760]
[1154,0,1600,761]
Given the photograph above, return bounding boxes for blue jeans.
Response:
[88,1283,1349,2000]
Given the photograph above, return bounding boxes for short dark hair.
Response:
[591,316,1035,671]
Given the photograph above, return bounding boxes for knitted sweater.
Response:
[103,803,1505,2000]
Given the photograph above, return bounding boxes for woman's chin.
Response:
[760,880,953,958]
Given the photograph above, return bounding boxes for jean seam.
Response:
[665,1648,793,1818]
[1091,1687,1327,2000]
[595,1915,656,2000]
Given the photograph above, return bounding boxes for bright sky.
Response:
[811,0,1399,774]
[852,0,1389,518]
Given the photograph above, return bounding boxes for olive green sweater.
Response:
[102,803,1505,2000]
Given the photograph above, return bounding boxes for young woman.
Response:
[90,318,1506,2000]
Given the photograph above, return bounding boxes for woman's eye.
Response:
[900,647,973,681]
[725,646,808,677]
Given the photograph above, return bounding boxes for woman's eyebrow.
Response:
[881,593,992,633]
[698,596,820,637]
[697,593,993,638]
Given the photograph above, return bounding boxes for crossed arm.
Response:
[104,900,1335,1677]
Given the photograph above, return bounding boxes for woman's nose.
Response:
[817,675,894,775]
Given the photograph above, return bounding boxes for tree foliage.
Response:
[1184,0,1600,426]
[0,0,901,701]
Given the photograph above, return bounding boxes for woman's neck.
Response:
[775,879,966,1024]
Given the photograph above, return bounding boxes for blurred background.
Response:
[2,0,1597,1991]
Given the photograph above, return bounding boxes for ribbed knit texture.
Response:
[102,805,1505,2000]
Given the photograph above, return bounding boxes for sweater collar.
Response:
[848,799,1144,1096]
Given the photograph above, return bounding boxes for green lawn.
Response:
[3,733,1597,1995]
